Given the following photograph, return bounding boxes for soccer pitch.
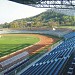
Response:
[0,34,40,57]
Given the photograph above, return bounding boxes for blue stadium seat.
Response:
[21,32,75,75]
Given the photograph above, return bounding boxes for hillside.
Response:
[0,9,75,28]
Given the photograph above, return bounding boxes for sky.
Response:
[0,0,47,24]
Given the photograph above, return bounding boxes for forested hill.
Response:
[0,10,75,28]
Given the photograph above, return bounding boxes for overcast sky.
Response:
[0,0,47,24]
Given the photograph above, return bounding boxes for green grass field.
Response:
[0,34,40,57]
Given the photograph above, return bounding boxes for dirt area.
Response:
[0,34,57,62]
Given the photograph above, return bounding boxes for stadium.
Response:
[0,0,75,75]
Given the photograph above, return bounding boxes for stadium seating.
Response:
[64,32,75,40]
[21,32,75,75]
[67,57,75,75]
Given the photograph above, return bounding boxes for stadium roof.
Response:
[9,0,75,9]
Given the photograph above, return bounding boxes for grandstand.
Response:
[0,28,72,37]
[0,51,29,75]
[64,32,75,40]
[19,32,75,75]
